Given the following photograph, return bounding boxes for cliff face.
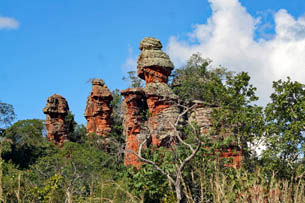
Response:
[84,78,113,137]
[43,94,69,146]
[144,82,180,146]
[121,88,149,167]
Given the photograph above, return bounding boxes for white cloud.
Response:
[167,0,305,105]
[122,46,137,73]
[0,16,19,30]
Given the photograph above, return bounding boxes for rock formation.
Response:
[138,37,180,147]
[121,88,149,167]
[189,100,214,135]
[144,82,180,146]
[189,100,242,167]
[43,94,69,146]
[120,37,242,168]
[137,37,174,84]
[84,78,113,137]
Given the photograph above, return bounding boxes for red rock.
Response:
[122,37,243,168]
[137,37,174,84]
[121,88,148,167]
[137,38,180,148]
[43,94,69,146]
[84,78,113,137]
[144,82,179,147]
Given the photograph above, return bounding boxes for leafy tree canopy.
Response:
[264,77,305,175]
[0,101,16,129]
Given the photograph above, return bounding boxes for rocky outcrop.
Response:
[138,37,180,147]
[121,88,149,167]
[144,82,180,146]
[137,37,174,84]
[189,100,242,167]
[189,100,214,135]
[84,79,113,137]
[43,94,69,146]
[120,37,242,168]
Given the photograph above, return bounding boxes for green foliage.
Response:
[110,89,124,144]
[2,55,305,202]
[126,147,176,201]
[264,77,305,176]
[1,119,50,169]
[0,101,16,128]
[33,173,64,202]
[211,72,265,156]
[171,53,231,104]
[65,111,77,141]
[111,88,123,120]
[70,124,87,143]
[2,140,127,202]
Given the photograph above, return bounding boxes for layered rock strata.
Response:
[138,37,180,147]
[189,100,242,167]
[121,37,242,168]
[121,88,149,167]
[137,37,174,83]
[43,94,69,146]
[84,79,113,137]
[144,82,180,146]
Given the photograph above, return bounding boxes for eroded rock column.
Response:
[137,37,180,147]
[43,94,69,146]
[84,79,113,137]
[121,88,149,167]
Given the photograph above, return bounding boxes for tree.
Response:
[123,71,144,88]
[0,101,16,130]
[264,77,305,175]
[171,53,232,104]
[124,54,266,202]
[212,72,265,162]
[1,119,50,168]
[126,104,202,202]
[0,101,16,201]
[172,54,264,163]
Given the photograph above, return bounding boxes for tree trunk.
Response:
[175,179,182,203]
[66,190,73,203]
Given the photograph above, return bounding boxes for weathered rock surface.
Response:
[137,37,180,147]
[144,82,180,146]
[121,37,242,167]
[137,37,174,83]
[43,94,69,146]
[84,78,113,137]
[189,100,242,167]
[121,88,149,167]
[189,100,214,135]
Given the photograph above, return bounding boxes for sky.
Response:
[1,0,305,125]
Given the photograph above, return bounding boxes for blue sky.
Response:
[1,0,305,125]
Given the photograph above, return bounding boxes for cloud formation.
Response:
[0,16,19,30]
[167,0,305,104]
[122,46,137,73]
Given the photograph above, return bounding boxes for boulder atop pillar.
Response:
[137,37,174,83]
